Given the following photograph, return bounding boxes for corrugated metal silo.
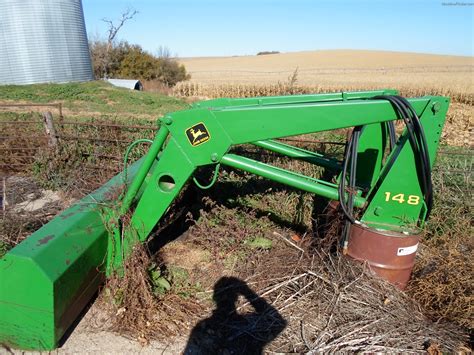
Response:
[0,0,93,85]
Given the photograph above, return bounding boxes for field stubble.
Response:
[175,50,473,147]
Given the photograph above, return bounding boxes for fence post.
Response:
[1,176,6,214]
[42,111,59,148]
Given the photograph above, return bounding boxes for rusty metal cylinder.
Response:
[346,224,419,290]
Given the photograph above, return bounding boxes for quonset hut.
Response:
[0,0,93,85]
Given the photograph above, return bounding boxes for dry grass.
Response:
[244,245,468,353]
[94,195,470,352]
[99,243,203,344]
[0,176,66,253]
[406,151,473,330]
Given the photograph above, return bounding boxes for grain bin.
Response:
[0,0,93,85]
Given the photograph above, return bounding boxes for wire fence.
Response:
[0,102,472,179]
[0,103,157,174]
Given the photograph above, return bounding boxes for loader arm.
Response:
[118,90,446,254]
[0,90,449,350]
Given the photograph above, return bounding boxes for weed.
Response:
[244,236,273,250]
[0,241,8,258]
[148,263,171,295]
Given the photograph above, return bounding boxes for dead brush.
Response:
[0,212,52,253]
[0,176,64,252]
[407,203,473,329]
[100,242,203,343]
[407,151,473,330]
[170,193,469,352]
[237,242,469,353]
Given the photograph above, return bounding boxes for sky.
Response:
[82,0,474,58]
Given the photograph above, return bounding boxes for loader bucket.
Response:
[0,159,143,350]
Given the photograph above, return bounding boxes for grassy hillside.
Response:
[0,81,188,119]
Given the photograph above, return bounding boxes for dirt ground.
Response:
[44,306,189,355]
[2,306,188,355]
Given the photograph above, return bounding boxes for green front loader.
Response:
[0,90,449,350]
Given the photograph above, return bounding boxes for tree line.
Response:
[89,41,190,87]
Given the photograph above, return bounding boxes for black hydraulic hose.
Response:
[339,137,355,223]
[390,95,431,206]
[338,125,363,249]
[395,95,433,215]
[387,121,396,150]
[374,96,419,157]
[372,95,433,219]
[338,126,363,225]
[390,96,428,185]
[348,127,360,218]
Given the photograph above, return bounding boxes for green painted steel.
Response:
[120,127,169,215]
[221,154,365,207]
[0,158,144,350]
[353,123,390,190]
[193,89,399,109]
[0,90,449,350]
[253,140,341,171]
[119,91,447,245]
[360,98,450,231]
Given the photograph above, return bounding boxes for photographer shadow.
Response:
[184,277,287,355]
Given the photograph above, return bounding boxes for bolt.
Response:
[163,116,173,125]
[210,153,219,162]
[374,207,383,216]
[431,102,440,114]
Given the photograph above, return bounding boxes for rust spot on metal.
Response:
[60,212,76,220]
[77,204,89,212]
[103,185,125,202]
[65,259,71,265]
[85,226,93,235]
[37,235,54,246]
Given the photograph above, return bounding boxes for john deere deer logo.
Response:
[190,128,205,142]
[185,123,210,146]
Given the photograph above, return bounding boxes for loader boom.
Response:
[0,90,449,350]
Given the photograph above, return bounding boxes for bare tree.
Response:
[101,8,138,78]
[156,45,171,59]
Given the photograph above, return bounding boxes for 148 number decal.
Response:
[384,192,420,205]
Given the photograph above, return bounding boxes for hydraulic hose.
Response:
[387,121,396,151]
[193,163,221,189]
[339,94,433,249]
[122,138,154,186]
[372,95,433,218]
[339,125,363,248]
